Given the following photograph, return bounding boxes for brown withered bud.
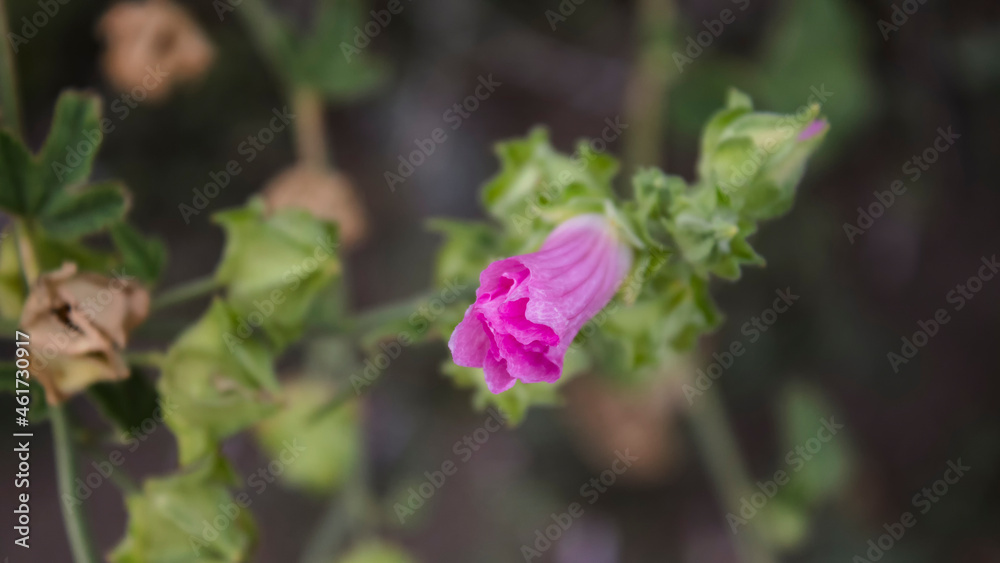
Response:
[98,0,215,102]
[19,263,150,405]
[261,165,368,249]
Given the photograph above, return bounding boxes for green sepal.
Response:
[109,460,257,563]
[213,199,340,351]
[255,379,360,494]
[157,299,279,466]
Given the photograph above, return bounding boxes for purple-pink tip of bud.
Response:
[797,119,828,142]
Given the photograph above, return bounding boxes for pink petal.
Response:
[448,214,633,394]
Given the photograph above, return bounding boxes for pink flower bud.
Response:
[797,119,829,141]
[449,214,633,393]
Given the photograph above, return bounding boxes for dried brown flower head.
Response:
[19,263,150,404]
[261,165,368,249]
[98,0,215,102]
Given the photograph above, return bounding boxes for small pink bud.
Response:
[797,119,828,141]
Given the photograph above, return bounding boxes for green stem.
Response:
[51,406,100,563]
[0,0,22,137]
[236,0,335,169]
[348,285,475,334]
[298,446,376,563]
[687,390,777,563]
[150,276,219,312]
[622,0,677,175]
[236,0,296,81]
[125,350,167,370]
[13,220,39,286]
[291,87,330,168]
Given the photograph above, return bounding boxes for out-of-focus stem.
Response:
[52,406,101,563]
[13,220,38,286]
[235,0,295,79]
[622,0,677,175]
[236,0,333,169]
[0,0,23,137]
[150,276,219,312]
[292,87,330,168]
[298,439,377,563]
[687,390,778,563]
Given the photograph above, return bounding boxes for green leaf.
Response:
[111,222,167,285]
[110,462,257,563]
[38,182,128,240]
[31,227,118,273]
[292,0,389,100]
[0,130,34,214]
[36,91,103,198]
[88,370,159,435]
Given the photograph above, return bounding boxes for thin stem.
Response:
[150,276,219,312]
[51,406,100,563]
[347,285,475,335]
[622,0,676,176]
[78,433,139,495]
[298,444,376,563]
[236,0,296,81]
[236,0,334,169]
[125,350,167,370]
[292,87,330,168]
[13,220,38,285]
[687,390,778,563]
[0,0,23,137]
